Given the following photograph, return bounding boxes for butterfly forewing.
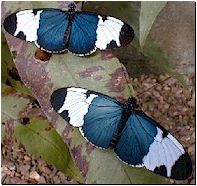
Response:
[4,9,43,42]
[50,87,123,148]
[4,9,69,53]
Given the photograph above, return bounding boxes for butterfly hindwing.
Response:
[67,12,98,56]
[50,87,123,148]
[115,111,192,179]
[3,6,134,55]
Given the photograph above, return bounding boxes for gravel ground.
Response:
[1,74,195,184]
[1,145,78,184]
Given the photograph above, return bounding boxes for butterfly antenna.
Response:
[120,63,135,97]
[81,1,84,11]
[136,75,172,97]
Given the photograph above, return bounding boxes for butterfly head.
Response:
[127,97,137,111]
[68,3,76,13]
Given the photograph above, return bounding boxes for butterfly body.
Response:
[109,98,135,148]
[50,87,192,180]
[3,4,134,56]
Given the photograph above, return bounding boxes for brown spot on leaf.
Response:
[105,67,126,92]
[19,117,30,125]
[62,125,73,146]
[101,50,115,60]
[31,99,41,108]
[44,126,52,131]
[9,67,21,81]
[3,118,15,146]
[86,143,95,154]
[12,51,17,59]
[13,104,17,108]
[78,66,104,78]
[2,84,31,100]
[19,101,46,123]
[5,79,13,87]
[93,75,102,81]
[34,48,52,62]
[71,144,88,177]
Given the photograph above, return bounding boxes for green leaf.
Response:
[139,1,167,49]
[2,94,29,120]
[1,85,30,145]
[14,118,83,183]
[1,32,33,96]
[1,85,83,183]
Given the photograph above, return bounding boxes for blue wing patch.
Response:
[3,4,134,55]
[50,88,192,180]
[82,91,123,148]
[35,9,69,52]
[114,110,157,166]
[67,12,98,56]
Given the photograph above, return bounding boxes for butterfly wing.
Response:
[67,12,98,56]
[3,9,68,53]
[4,9,134,55]
[67,12,134,56]
[114,111,192,180]
[50,87,123,148]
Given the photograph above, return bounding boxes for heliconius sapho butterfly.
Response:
[50,87,192,180]
[3,3,134,56]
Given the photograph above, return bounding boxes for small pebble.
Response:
[24,172,30,180]
[1,172,7,183]
[188,146,194,153]
[18,165,31,175]
[14,172,21,177]
[24,155,31,161]
[38,176,47,184]
[53,175,60,184]
[40,166,51,175]
[9,176,22,184]
[29,171,40,181]
[192,132,195,139]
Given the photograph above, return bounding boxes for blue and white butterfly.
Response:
[3,3,134,56]
[50,87,192,180]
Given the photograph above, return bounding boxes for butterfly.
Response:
[3,3,134,56]
[50,87,192,180]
